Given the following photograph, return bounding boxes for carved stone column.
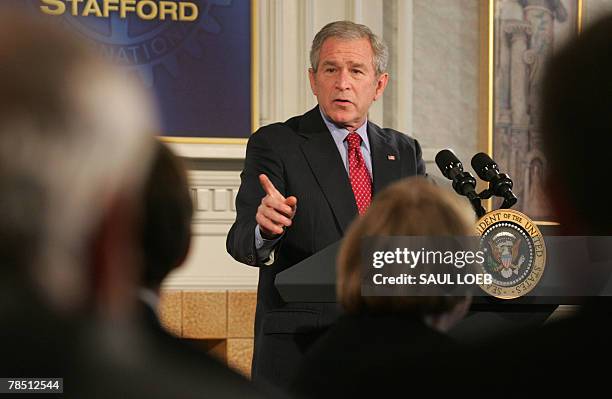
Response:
[524,1,566,146]
[504,20,532,193]
[524,4,555,134]
[495,0,524,187]
[505,20,532,128]
[496,21,512,126]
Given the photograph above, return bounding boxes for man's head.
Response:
[541,15,612,234]
[308,21,389,130]
[0,10,157,316]
[142,143,193,292]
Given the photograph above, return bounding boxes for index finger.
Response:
[259,174,283,198]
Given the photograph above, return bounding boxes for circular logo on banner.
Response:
[476,209,546,299]
[30,0,230,86]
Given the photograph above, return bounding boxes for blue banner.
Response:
[16,0,253,139]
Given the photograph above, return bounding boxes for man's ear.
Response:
[373,73,389,101]
[308,68,317,96]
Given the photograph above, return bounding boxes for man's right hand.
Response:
[256,174,297,239]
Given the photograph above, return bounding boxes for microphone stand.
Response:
[451,171,487,218]
[467,192,487,218]
[475,182,517,210]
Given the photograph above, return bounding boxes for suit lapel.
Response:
[299,107,357,233]
[368,122,402,195]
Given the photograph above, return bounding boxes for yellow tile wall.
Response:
[159,289,255,378]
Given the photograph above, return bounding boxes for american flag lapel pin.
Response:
[387,155,396,161]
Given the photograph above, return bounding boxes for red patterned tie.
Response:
[346,132,372,215]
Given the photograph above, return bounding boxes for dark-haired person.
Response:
[291,177,473,398]
[511,12,612,387]
[139,142,193,330]
[137,142,276,397]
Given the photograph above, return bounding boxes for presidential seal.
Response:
[476,209,546,299]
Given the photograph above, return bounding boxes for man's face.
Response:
[309,37,388,130]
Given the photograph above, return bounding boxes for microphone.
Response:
[435,149,485,217]
[471,152,517,209]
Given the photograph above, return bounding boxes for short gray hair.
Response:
[310,20,389,76]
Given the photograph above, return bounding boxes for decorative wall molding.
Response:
[382,0,414,135]
[297,0,315,113]
[162,276,258,290]
[347,0,365,22]
[258,0,282,127]
[167,143,246,159]
[188,170,241,231]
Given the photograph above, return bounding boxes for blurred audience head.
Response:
[541,14,612,234]
[0,8,157,318]
[141,143,193,292]
[337,176,475,331]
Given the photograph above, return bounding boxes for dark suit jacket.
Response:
[0,285,271,399]
[226,106,425,387]
[290,312,459,398]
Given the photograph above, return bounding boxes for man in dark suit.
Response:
[227,20,425,389]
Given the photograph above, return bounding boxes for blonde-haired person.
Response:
[292,176,475,398]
